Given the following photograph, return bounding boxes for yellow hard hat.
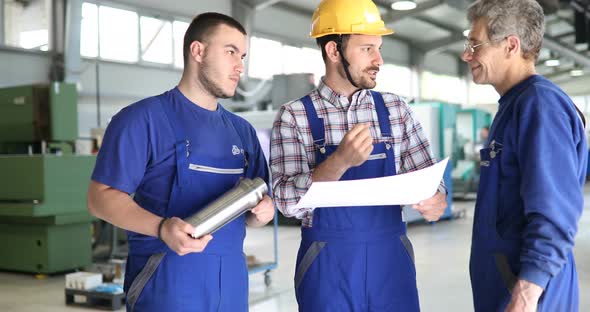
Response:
[310,0,394,38]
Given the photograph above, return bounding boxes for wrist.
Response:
[157,217,168,240]
[328,151,350,173]
[512,279,543,301]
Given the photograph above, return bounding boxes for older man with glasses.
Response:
[462,1,587,312]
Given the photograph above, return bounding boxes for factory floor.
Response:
[1,186,589,312]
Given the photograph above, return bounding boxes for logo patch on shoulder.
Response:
[232,145,242,156]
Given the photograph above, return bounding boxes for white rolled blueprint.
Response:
[294,158,449,209]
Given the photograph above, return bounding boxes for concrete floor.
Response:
[1,187,589,312]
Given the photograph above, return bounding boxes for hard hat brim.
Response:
[310,28,394,38]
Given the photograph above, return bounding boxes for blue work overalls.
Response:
[469,98,579,311]
[294,92,420,312]
[124,97,250,312]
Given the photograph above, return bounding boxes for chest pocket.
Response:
[188,164,244,175]
[480,140,503,168]
[385,119,403,172]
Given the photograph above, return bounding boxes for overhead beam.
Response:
[572,1,590,20]
[444,0,471,10]
[544,67,576,80]
[414,15,458,34]
[273,2,313,18]
[550,74,587,86]
[407,14,466,54]
[554,31,575,40]
[543,35,590,69]
[417,32,464,54]
[245,0,284,11]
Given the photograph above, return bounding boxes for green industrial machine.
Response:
[0,83,95,273]
[407,101,459,221]
[452,108,492,197]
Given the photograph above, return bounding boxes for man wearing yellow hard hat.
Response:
[269,0,448,310]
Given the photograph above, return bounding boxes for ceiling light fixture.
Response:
[544,59,560,67]
[391,1,417,11]
[570,69,584,77]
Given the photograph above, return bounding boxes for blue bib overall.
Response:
[294,92,420,312]
[124,97,250,312]
[469,98,579,312]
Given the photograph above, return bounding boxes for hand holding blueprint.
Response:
[294,158,449,209]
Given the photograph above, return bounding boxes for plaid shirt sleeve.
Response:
[269,102,314,220]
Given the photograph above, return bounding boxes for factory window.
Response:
[98,6,138,62]
[249,36,324,84]
[173,21,189,68]
[375,64,413,98]
[282,45,324,85]
[80,2,187,68]
[248,36,283,80]
[421,71,466,104]
[468,82,499,105]
[3,0,49,50]
[571,96,589,115]
[140,16,172,64]
[281,44,304,74]
[80,2,98,57]
[301,47,324,86]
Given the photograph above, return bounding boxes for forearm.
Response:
[245,212,266,227]
[272,171,312,218]
[311,152,350,182]
[87,180,163,237]
[506,279,543,311]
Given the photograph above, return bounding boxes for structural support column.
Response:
[64,0,83,84]
[232,0,256,79]
[410,49,426,103]
[50,0,65,53]
[458,60,470,105]
[49,0,66,81]
[0,0,5,45]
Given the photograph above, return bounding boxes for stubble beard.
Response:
[200,60,234,99]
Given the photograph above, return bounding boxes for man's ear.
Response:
[325,41,341,64]
[505,35,520,58]
[189,40,206,63]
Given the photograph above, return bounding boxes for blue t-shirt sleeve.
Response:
[91,104,151,194]
[245,125,270,186]
[516,87,586,288]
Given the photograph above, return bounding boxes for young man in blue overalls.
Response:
[462,1,587,311]
[270,0,448,310]
[87,13,275,312]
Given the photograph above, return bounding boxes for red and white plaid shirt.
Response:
[270,79,442,227]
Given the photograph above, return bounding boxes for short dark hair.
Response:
[183,12,247,66]
[316,34,350,61]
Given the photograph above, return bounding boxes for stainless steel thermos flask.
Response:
[184,178,268,238]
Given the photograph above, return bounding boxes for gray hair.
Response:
[467,0,545,61]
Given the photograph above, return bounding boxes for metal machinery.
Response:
[406,101,458,222]
[0,83,95,274]
[453,108,492,198]
[235,73,316,284]
[238,73,315,227]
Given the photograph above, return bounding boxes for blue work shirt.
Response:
[91,87,269,245]
[486,75,586,288]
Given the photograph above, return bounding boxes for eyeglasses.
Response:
[463,37,507,54]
